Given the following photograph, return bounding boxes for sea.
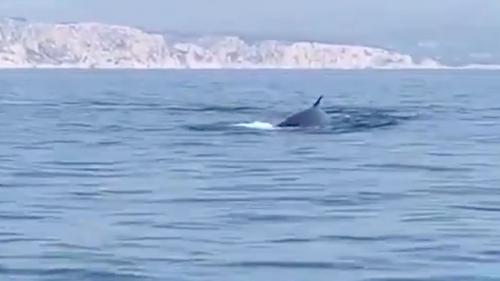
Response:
[1,69,500,281]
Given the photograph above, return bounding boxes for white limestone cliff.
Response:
[0,18,442,69]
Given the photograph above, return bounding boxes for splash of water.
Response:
[232,121,276,130]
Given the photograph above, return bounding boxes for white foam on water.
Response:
[232,121,276,130]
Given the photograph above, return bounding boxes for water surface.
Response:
[1,70,500,281]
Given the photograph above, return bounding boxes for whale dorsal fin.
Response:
[313,95,323,107]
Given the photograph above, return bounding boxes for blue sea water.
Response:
[1,70,500,281]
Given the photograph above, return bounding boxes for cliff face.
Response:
[0,18,441,69]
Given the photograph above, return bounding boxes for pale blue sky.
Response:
[1,0,499,41]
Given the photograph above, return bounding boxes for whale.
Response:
[277,96,330,128]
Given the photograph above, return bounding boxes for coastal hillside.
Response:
[0,18,441,69]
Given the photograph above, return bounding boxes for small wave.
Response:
[232,121,275,130]
[167,105,259,113]
[0,100,41,105]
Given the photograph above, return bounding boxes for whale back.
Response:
[277,96,329,127]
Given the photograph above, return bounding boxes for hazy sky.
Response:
[1,0,499,41]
